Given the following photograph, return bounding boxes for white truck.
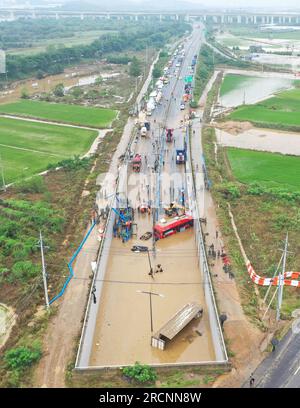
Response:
[146,97,156,116]
[155,91,162,104]
[140,126,148,137]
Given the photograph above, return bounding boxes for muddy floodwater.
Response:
[216,127,300,156]
[253,53,300,68]
[89,222,215,367]
[220,75,293,107]
[0,63,119,104]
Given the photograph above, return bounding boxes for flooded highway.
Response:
[88,26,217,366]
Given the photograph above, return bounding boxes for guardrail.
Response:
[185,126,228,362]
[187,47,228,362]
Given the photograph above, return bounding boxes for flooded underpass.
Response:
[76,27,227,369]
[89,127,215,366]
[89,226,215,366]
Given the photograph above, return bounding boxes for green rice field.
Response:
[229,88,300,129]
[227,147,300,190]
[0,100,117,128]
[0,117,98,183]
[220,74,254,96]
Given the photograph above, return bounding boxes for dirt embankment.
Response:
[213,121,253,136]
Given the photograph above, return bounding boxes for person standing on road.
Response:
[249,374,255,388]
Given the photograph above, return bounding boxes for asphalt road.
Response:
[245,328,300,388]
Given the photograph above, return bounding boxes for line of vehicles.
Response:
[123,42,198,242]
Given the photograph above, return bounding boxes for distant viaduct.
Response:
[1,8,300,25]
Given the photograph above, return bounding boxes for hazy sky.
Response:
[129,0,300,7]
[190,0,300,7]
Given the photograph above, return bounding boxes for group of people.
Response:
[148,264,164,277]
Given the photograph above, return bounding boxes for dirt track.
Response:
[33,225,99,387]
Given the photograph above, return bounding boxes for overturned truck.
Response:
[151,302,203,350]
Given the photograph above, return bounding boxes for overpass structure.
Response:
[1,8,300,25]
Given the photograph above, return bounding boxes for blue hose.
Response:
[49,220,97,305]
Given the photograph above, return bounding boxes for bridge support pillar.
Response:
[135,15,138,21]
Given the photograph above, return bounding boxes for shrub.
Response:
[47,156,91,171]
[21,87,29,99]
[14,176,46,194]
[216,182,241,199]
[5,345,42,370]
[11,260,39,281]
[122,362,157,384]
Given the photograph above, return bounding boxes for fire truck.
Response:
[166,128,174,142]
[132,154,142,172]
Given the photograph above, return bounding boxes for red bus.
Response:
[154,214,194,240]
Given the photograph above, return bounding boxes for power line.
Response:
[39,230,49,309]
[42,272,242,287]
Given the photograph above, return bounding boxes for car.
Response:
[131,245,149,253]
[180,103,185,110]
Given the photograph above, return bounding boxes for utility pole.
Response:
[136,290,164,333]
[39,230,49,309]
[276,233,289,321]
[0,154,6,192]
[146,248,153,276]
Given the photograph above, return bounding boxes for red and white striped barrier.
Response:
[246,260,300,288]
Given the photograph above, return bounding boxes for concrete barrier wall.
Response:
[185,128,228,363]
[75,204,115,368]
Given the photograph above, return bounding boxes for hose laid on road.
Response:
[49,220,97,305]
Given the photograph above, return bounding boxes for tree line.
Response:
[0,17,122,50]
[2,21,191,81]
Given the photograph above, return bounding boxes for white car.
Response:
[180,103,185,110]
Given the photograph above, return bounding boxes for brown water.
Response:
[89,133,215,366]
[89,225,215,366]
